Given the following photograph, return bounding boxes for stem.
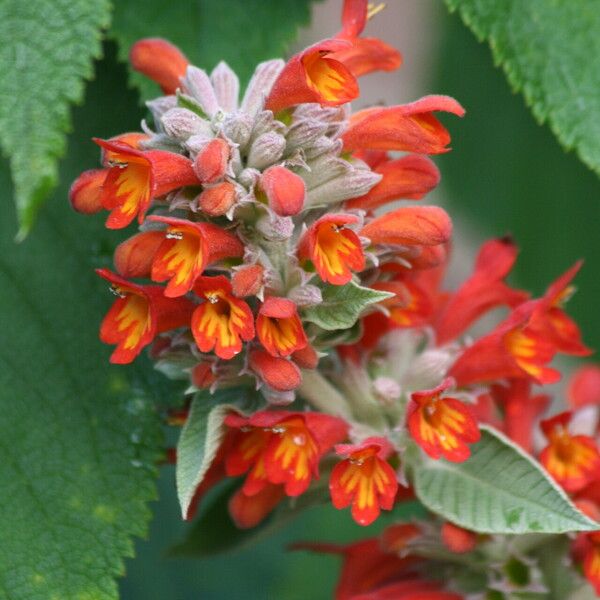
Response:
[297,369,352,419]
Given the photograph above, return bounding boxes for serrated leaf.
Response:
[111,0,317,100]
[0,50,165,600]
[0,0,111,237]
[176,387,259,519]
[443,0,600,177]
[302,281,393,331]
[412,426,598,534]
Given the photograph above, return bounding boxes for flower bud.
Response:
[249,349,302,391]
[180,66,220,117]
[441,522,477,554]
[240,59,285,117]
[161,108,212,141]
[193,138,230,183]
[307,167,381,206]
[221,112,254,149]
[259,166,306,216]
[373,377,401,405]
[256,215,294,241]
[288,284,322,307]
[191,362,217,389]
[232,264,265,297]
[246,132,286,170]
[211,61,239,114]
[130,38,189,95]
[292,344,319,369]
[146,96,177,121]
[198,181,237,216]
[69,169,106,214]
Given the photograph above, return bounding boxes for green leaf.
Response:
[0,0,110,237]
[412,426,598,534]
[443,0,600,177]
[0,48,164,600]
[111,0,317,100]
[302,281,393,331]
[176,387,259,519]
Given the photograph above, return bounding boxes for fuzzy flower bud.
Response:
[161,108,212,141]
[198,182,238,216]
[232,264,265,298]
[259,166,306,216]
[247,131,286,170]
[194,138,230,183]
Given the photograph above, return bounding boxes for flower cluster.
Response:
[70,1,600,597]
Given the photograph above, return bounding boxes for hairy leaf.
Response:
[176,388,260,520]
[303,281,393,331]
[0,48,165,600]
[412,426,598,534]
[111,0,317,100]
[0,0,110,237]
[443,0,600,177]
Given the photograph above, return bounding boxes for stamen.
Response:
[349,457,365,466]
[107,160,128,169]
[109,285,126,299]
[332,224,347,233]
[206,293,220,304]
[367,2,386,20]
[271,426,286,434]
[166,230,184,240]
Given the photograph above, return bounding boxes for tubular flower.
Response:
[583,532,600,595]
[342,96,465,154]
[228,483,286,529]
[265,39,359,113]
[568,364,600,408]
[69,169,106,214]
[113,231,165,279]
[441,522,478,554]
[224,411,348,497]
[191,276,255,359]
[329,437,399,526]
[129,38,189,95]
[539,411,600,493]
[373,279,434,328]
[94,139,199,228]
[332,0,402,77]
[298,214,365,285]
[248,349,302,392]
[147,215,243,297]
[96,269,194,364]
[408,378,480,462]
[346,155,440,211]
[259,165,306,216]
[256,297,308,357]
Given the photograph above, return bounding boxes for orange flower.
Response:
[332,0,402,78]
[345,155,440,211]
[224,411,348,497]
[342,95,465,154]
[265,39,359,113]
[583,532,600,595]
[129,38,189,95]
[373,279,434,328]
[329,437,398,526]
[539,411,600,493]
[69,169,106,214]
[298,214,365,285]
[147,215,243,297]
[441,522,478,554]
[408,378,480,462]
[191,276,254,360]
[94,139,199,229]
[256,297,308,357]
[248,349,302,392]
[96,269,194,364]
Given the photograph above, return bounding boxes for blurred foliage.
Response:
[434,6,600,350]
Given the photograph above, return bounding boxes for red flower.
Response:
[224,410,348,497]
[193,138,230,183]
[93,139,199,228]
[191,276,254,359]
[450,265,588,386]
[568,364,600,408]
[539,411,600,493]
[228,483,286,529]
[113,231,165,279]
[434,237,529,345]
[329,437,398,526]
[583,532,600,595]
[96,269,194,364]
[332,0,402,78]
[69,169,106,214]
[373,279,435,328]
[265,39,359,113]
[298,214,365,285]
[342,96,465,154]
[256,297,308,357]
[360,205,452,248]
[249,349,302,392]
[147,215,243,297]
[346,155,440,211]
[129,38,189,95]
[441,522,478,554]
[408,378,480,462]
